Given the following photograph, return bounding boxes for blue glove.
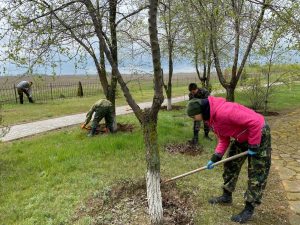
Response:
[206,160,214,170]
[248,149,257,156]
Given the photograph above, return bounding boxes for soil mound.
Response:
[165,143,203,156]
[73,181,194,225]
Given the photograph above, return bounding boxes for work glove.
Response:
[206,160,214,170]
[247,145,258,156]
[207,153,223,170]
[247,149,257,156]
[81,123,86,129]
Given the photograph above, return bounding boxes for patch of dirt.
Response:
[84,123,135,134]
[160,105,185,111]
[165,143,203,156]
[72,180,194,225]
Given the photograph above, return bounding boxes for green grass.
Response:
[216,83,300,111]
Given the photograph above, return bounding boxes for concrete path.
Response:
[0,95,189,142]
[268,108,300,225]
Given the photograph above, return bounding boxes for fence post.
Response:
[13,84,18,104]
[50,83,53,100]
[138,78,143,96]
[77,81,83,97]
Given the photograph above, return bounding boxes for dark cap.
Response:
[187,98,202,117]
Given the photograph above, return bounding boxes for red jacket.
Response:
[207,96,265,156]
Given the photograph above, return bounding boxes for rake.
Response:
[162,151,248,184]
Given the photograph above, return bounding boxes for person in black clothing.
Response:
[188,83,211,144]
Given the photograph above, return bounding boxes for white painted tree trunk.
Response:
[146,169,163,225]
[112,115,117,132]
[167,98,172,111]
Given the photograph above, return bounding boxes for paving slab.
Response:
[278,167,297,180]
[289,213,300,225]
[289,201,300,214]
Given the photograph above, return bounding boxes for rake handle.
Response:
[163,151,248,184]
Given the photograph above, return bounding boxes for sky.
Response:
[0,53,197,76]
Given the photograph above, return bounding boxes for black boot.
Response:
[28,97,34,103]
[87,127,97,137]
[231,202,254,223]
[209,189,232,204]
[204,133,213,141]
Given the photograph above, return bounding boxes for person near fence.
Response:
[81,99,114,137]
[16,81,34,104]
[188,83,211,144]
[187,96,272,224]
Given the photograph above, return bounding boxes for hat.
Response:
[187,99,202,117]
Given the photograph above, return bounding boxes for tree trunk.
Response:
[226,86,235,102]
[109,0,118,132]
[143,109,163,225]
[167,38,173,111]
[167,97,172,111]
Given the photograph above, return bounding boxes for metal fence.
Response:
[0,82,103,104]
[0,74,200,104]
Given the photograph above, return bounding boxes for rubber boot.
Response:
[231,201,254,223]
[189,121,199,145]
[87,126,97,137]
[19,95,24,104]
[204,133,213,141]
[209,189,232,204]
[108,125,115,134]
[29,97,34,103]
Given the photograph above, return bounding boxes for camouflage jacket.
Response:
[84,99,112,125]
[189,88,210,100]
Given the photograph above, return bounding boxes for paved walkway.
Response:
[0,95,189,142]
[268,108,300,225]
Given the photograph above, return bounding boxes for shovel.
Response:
[162,151,248,184]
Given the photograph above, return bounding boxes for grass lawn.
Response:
[217,83,300,111]
[0,102,291,225]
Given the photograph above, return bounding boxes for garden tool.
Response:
[162,151,248,184]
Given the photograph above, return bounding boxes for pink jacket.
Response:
[207,96,265,156]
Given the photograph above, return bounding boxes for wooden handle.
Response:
[163,151,248,184]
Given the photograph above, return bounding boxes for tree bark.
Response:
[166,38,173,110]
[147,0,164,224]
[108,0,118,131]
[226,85,235,102]
[143,109,163,225]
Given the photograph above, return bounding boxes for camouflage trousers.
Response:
[222,123,272,206]
[91,106,114,132]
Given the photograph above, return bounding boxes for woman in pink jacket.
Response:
[187,96,272,224]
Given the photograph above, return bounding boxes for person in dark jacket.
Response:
[16,81,34,104]
[188,83,211,144]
